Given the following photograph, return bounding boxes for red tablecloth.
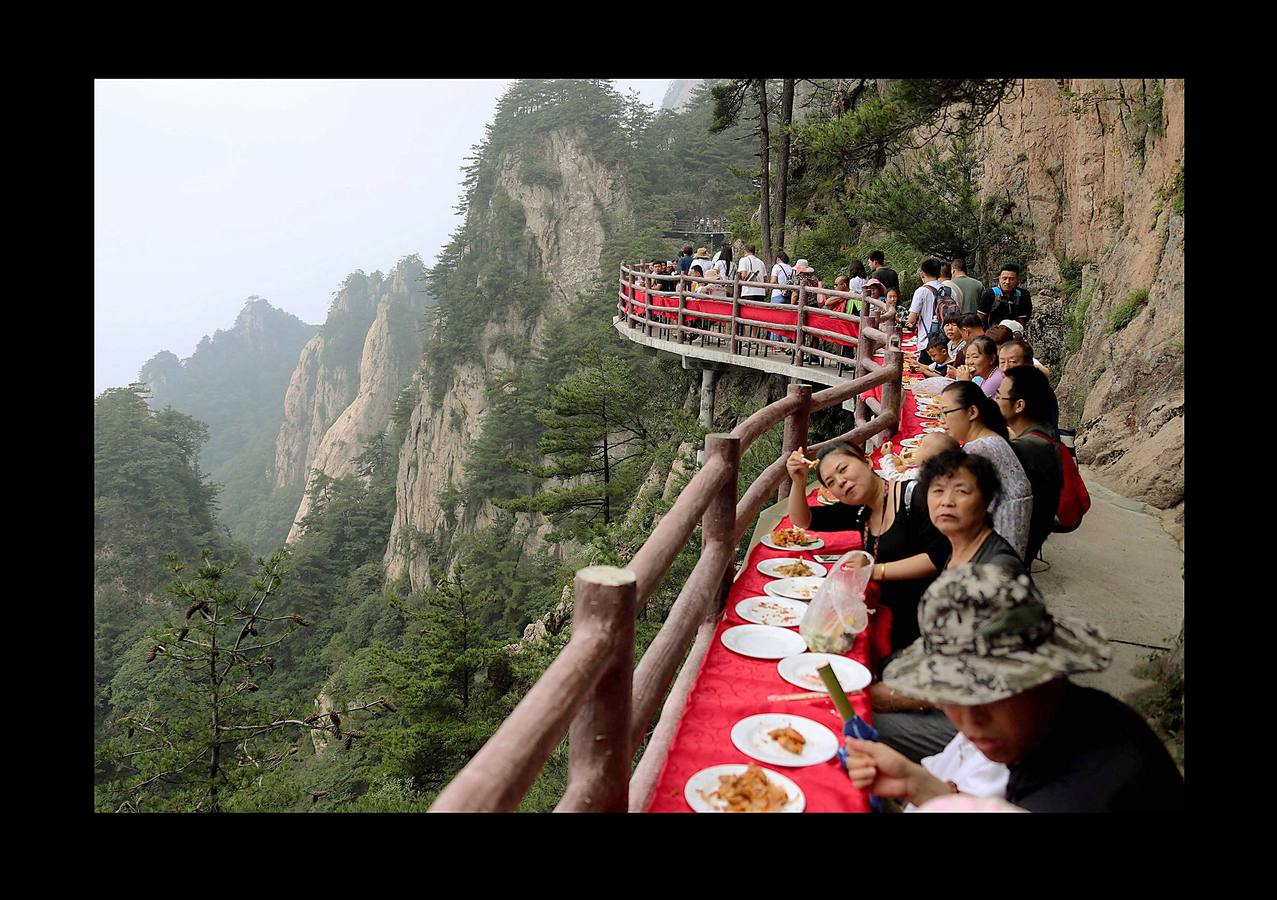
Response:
[644,367,935,813]
[623,287,860,347]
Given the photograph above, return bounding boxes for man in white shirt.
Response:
[770,250,795,303]
[905,257,947,354]
[737,244,768,298]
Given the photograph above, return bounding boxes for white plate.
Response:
[730,714,841,768]
[763,576,826,601]
[923,427,948,433]
[900,437,923,447]
[736,596,808,628]
[684,764,805,813]
[777,653,873,693]
[756,557,828,579]
[760,531,825,551]
[720,624,808,659]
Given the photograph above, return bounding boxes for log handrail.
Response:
[429,263,906,812]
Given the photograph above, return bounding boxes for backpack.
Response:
[1022,428,1090,532]
[924,283,960,343]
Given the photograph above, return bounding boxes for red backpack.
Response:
[1044,431,1090,532]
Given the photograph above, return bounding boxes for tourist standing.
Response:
[867,250,900,294]
[980,263,1032,326]
[997,366,1063,562]
[951,258,985,317]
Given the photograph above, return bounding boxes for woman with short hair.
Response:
[938,381,1034,562]
[953,334,1003,399]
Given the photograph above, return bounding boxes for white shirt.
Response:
[771,262,794,301]
[738,254,768,296]
[908,280,945,351]
[712,258,735,280]
[848,275,866,294]
[904,733,1010,812]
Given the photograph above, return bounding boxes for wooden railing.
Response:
[428,264,905,813]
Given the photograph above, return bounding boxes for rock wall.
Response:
[285,258,430,541]
[384,129,630,588]
[973,79,1184,510]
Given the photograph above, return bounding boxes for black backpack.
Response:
[924,284,959,344]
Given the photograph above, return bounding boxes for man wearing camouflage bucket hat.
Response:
[845,565,1183,812]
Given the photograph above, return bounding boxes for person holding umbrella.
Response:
[843,565,1184,812]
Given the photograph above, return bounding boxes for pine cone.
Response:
[176,627,189,642]
[329,711,342,729]
[288,746,299,755]
[249,627,258,636]
[346,730,366,739]
[289,613,312,627]
[303,713,320,725]
[311,790,328,803]
[344,734,354,750]
[145,646,159,663]
[380,696,398,713]
[243,682,259,693]
[127,727,135,739]
[185,601,208,620]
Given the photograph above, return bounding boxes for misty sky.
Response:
[94,79,673,396]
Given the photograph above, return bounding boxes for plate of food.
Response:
[763,576,826,601]
[721,624,808,659]
[777,653,873,693]
[735,596,808,628]
[815,486,840,506]
[900,436,924,448]
[684,763,805,813]
[757,557,828,579]
[730,714,841,768]
[761,527,825,551]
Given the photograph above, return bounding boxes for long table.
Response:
[644,374,932,813]
[623,286,861,347]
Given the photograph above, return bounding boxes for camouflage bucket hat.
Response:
[883,564,1112,706]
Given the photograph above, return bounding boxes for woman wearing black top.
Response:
[784,442,948,654]
[917,449,1025,575]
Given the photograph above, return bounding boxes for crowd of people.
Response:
[623,240,1182,811]
[671,215,726,232]
[775,340,1182,811]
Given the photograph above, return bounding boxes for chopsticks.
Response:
[767,690,863,702]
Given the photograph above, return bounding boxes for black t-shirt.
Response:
[1005,683,1184,812]
[1011,425,1064,562]
[979,286,1032,324]
[870,265,900,294]
[808,480,947,651]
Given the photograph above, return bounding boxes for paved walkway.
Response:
[1033,466,1184,703]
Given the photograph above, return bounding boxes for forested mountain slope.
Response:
[139,298,317,552]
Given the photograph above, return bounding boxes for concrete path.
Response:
[1033,466,1184,703]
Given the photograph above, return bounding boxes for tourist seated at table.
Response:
[910,433,959,473]
[998,336,1051,378]
[845,565,1184,812]
[952,335,1003,399]
[997,366,1063,562]
[870,448,1025,761]
[784,442,947,658]
[822,274,852,311]
[957,312,985,344]
[938,381,1033,562]
[689,264,706,292]
[985,323,1014,347]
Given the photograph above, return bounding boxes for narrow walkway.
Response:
[1034,467,1184,702]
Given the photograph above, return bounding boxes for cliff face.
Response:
[969,79,1183,511]
[274,257,430,541]
[384,128,630,588]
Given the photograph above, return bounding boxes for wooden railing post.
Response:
[555,566,637,813]
[677,274,687,344]
[794,284,807,368]
[777,383,812,502]
[882,344,905,421]
[729,272,742,355]
[702,433,741,611]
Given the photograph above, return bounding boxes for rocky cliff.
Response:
[274,257,431,541]
[384,128,631,588]
[971,79,1183,514]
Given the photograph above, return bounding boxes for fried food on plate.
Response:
[707,763,791,812]
[768,725,807,755]
[775,560,814,578]
[771,527,814,547]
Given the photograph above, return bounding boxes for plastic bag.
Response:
[799,549,874,654]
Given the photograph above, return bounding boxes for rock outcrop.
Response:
[384,129,630,588]
[273,257,430,542]
[972,79,1184,509]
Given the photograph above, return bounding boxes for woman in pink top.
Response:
[952,335,1002,399]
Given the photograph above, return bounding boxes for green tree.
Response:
[848,137,1031,278]
[96,549,388,812]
